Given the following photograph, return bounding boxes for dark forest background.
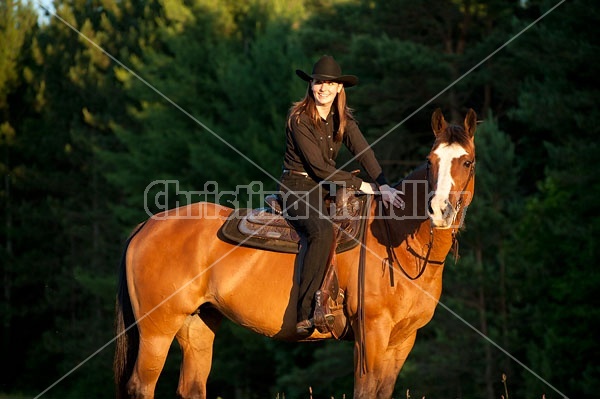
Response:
[1,0,598,398]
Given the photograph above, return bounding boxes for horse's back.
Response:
[126,202,233,317]
[126,202,303,338]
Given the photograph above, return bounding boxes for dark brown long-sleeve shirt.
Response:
[283,111,387,189]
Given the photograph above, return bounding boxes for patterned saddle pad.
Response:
[220,193,371,254]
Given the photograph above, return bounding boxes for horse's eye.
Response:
[464,160,472,168]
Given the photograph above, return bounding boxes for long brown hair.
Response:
[287,83,355,142]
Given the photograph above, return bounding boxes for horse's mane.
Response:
[435,124,471,148]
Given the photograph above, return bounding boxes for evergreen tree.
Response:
[0,0,41,392]
[508,0,600,186]
[0,0,164,395]
[511,139,600,398]
[296,0,525,182]
[104,0,310,227]
[505,1,600,396]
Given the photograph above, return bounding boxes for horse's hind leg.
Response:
[127,326,181,399]
[176,307,223,399]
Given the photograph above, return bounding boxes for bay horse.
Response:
[114,108,477,398]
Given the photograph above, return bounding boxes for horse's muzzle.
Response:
[428,195,456,228]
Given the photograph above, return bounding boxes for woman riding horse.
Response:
[280,55,404,334]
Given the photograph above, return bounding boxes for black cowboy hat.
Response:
[296,55,358,87]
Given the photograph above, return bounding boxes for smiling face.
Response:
[311,80,342,108]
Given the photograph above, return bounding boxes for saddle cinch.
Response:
[220,188,372,338]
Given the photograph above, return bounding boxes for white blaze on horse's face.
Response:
[429,143,468,228]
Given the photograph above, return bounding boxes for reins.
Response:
[382,210,434,280]
[357,219,368,376]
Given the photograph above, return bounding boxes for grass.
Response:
[271,373,542,399]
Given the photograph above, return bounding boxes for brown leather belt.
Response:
[282,169,309,177]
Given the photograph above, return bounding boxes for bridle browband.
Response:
[381,158,475,281]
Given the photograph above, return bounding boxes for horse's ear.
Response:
[431,108,447,137]
[464,108,477,138]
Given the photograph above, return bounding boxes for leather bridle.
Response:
[382,158,475,280]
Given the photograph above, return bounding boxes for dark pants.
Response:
[279,175,335,322]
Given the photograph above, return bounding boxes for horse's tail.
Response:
[114,222,146,399]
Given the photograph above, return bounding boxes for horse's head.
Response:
[427,108,477,229]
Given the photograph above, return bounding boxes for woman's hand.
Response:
[359,182,404,209]
[359,181,375,194]
[379,184,405,209]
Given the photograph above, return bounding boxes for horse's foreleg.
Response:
[175,308,223,399]
[353,324,417,399]
[353,320,389,398]
[376,332,417,399]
